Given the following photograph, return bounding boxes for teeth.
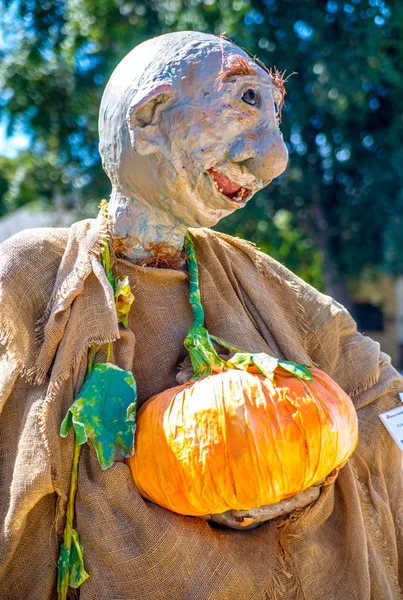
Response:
[208,170,250,201]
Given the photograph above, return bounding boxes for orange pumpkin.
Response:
[127,366,358,517]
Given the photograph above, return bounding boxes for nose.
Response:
[229,131,288,184]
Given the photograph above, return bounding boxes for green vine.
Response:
[57,203,136,599]
[184,232,313,384]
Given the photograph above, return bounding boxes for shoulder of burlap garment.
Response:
[0,217,402,600]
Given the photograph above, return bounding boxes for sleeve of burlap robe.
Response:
[284,267,403,590]
[0,229,68,598]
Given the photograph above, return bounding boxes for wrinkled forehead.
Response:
[174,38,274,92]
[107,32,273,99]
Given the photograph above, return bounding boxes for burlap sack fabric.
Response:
[0,212,402,599]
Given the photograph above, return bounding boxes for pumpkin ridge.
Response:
[240,373,267,508]
[208,376,233,512]
[300,378,324,487]
[277,381,308,494]
[317,373,346,478]
[246,375,271,507]
[220,373,240,507]
[261,378,288,503]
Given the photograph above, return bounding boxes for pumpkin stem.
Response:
[184,231,204,328]
[184,326,226,380]
[184,233,226,379]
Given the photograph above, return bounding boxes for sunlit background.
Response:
[1,0,403,365]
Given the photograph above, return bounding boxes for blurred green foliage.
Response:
[1,0,403,297]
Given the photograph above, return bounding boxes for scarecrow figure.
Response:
[0,32,402,600]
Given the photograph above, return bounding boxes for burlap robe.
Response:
[0,213,402,599]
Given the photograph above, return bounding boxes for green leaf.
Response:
[60,410,73,437]
[114,275,134,328]
[69,529,90,588]
[57,529,89,593]
[278,359,313,381]
[60,362,137,470]
[227,352,278,381]
[226,352,313,382]
[57,544,70,597]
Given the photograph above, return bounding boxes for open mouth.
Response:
[207,168,252,204]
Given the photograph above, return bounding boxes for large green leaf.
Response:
[57,529,89,594]
[60,362,137,470]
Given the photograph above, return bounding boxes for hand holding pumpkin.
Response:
[126,233,358,526]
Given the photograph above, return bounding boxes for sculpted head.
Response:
[99,31,288,259]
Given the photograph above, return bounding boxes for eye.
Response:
[274,102,279,114]
[242,88,258,106]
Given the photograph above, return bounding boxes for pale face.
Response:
[100,33,290,247]
[144,54,288,228]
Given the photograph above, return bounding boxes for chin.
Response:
[184,203,240,229]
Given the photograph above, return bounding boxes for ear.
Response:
[127,83,176,155]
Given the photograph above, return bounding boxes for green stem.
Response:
[58,440,82,600]
[184,232,204,328]
[106,341,112,362]
[87,345,97,375]
[210,335,242,355]
[101,237,115,291]
[102,240,110,274]
[58,344,97,597]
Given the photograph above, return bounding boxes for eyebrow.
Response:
[216,55,258,85]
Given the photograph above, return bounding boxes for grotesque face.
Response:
[99,32,288,232]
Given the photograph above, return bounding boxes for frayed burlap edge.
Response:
[0,217,110,388]
[29,204,111,385]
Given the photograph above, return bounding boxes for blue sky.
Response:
[0,119,31,158]
[0,0,100,161]
[0,0,31,158]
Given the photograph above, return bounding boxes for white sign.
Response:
[379,406,403,452]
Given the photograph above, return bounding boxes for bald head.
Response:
[99,31,288,240]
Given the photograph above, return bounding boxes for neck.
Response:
[108,189,188,263]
